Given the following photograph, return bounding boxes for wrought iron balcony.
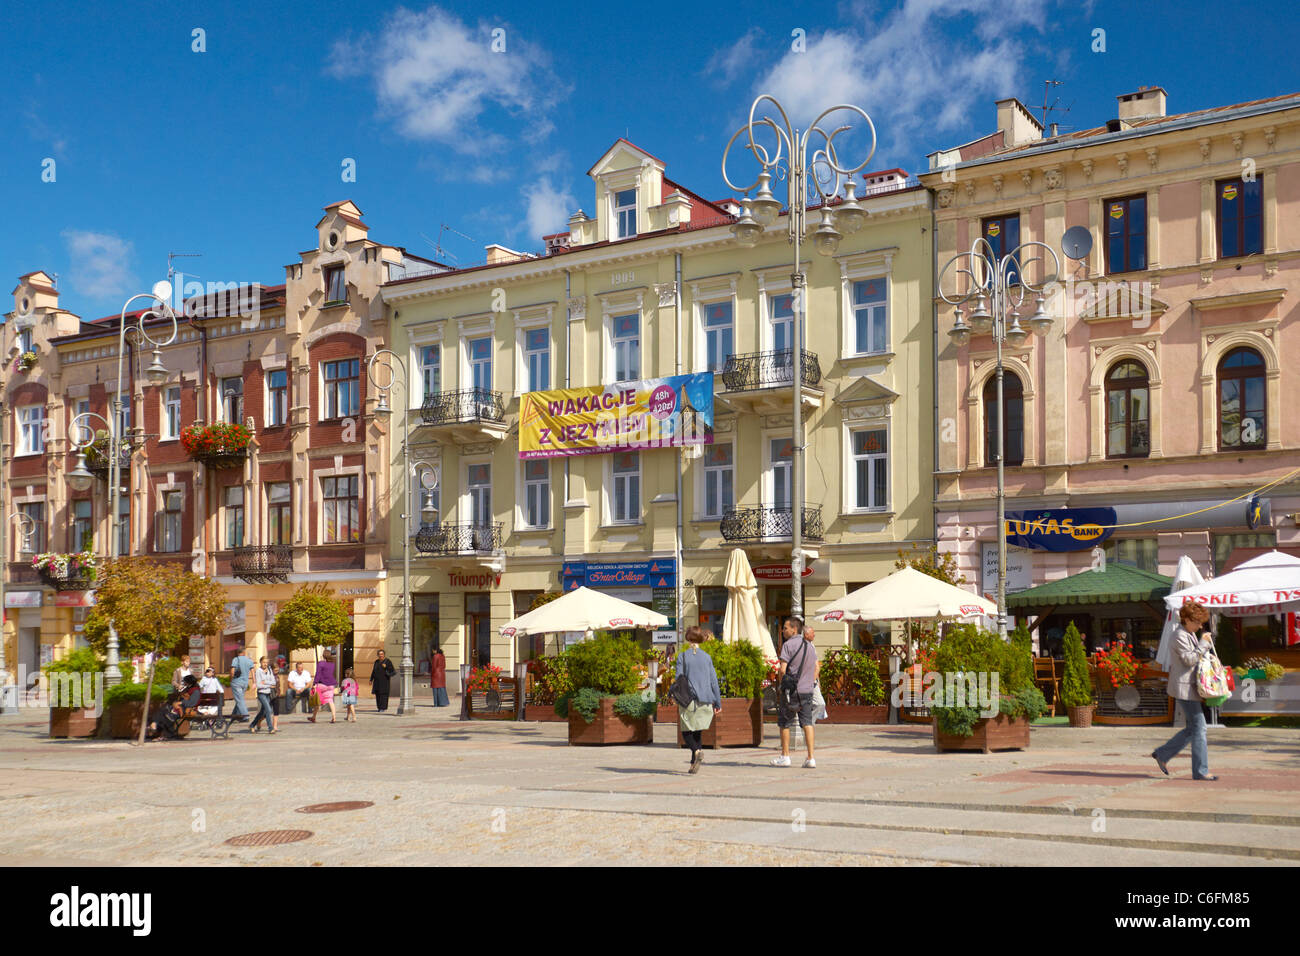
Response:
[415,521,503,555]
[231,545,294,584]
[720,506,824,544]
[721,349,821,392]
[189,447,248,470]
[37,567,97,591]
[420,388,505,427]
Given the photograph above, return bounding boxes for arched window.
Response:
[1217,347,1266,450]
[1105,360,1150,458]
[983,371,1024,467]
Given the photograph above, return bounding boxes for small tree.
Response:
[1003,621,1035,694]
[269,583,353,663]
[1059,621,1094,709]
[528,591,564,612]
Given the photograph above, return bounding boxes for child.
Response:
[340,667,359,722]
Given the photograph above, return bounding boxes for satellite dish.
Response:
[151,280,173,303]
[1061,225,1093,261]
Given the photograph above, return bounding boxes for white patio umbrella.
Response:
[499,586,668,638]
[1165,551,1300,617]
[1156,555,1205,672]
[721,548,776,658]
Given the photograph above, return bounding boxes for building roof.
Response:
[1005,564,1174,609]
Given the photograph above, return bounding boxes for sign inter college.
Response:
[563,559,677,590]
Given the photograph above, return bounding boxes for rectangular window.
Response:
[1104,195,1147,273]
[1217,178,1263,259]
[17,406,45,455]
[852,429,888,511]
[702,441,734,518]
[852,278,888,354]
[1103,537,1158,574]
[703,301,734,373]
[523,460,550,529]
[419,345,441,399]
[982,214,1021,284]
[467,463,492,527]
[71,499,93,552]
[468,337,492,392]
[18,328,33,354]
[162,386,182,440]
[1212,532,1275,575]
[524,328,550,392]
[611,452,640,523]
[17,502,45,554]
[155,491,183,553]
[267,369,288,426]
[117,495,130,557]
[770,437,793,510]
[323,359,360,419]
[614,188,637,239]
[221,377,243,423]
[612,313,640,382]
[321,475,360,543]
[224,485,244,549]
[113,391,131,434]
[268,483,292,545]
[324,265,346,303]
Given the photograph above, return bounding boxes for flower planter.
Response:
[567,696,653,746]
[656,703,678,723]
[108,701,149,739]
[933,713,1030,753]
[525,703,564,722]
[1092,671,1175,725]
[49,706,100,738]
[1067,705,1095,728]
[676,697,762,748]
[821,703,890,724]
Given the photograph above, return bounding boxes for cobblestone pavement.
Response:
[2,706,1297,866]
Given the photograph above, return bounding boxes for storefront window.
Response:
[513,591,542,661]
[414,593,440,675]
[698,586,727,639]
[1103,537,1158,574]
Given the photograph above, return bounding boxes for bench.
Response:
[178,692,234,739]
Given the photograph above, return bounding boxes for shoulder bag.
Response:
[780,641,809,708]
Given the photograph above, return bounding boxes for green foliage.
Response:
[1059,621,1094,708]
[932,623,1004,676]
[41,648,105,675]
[269,583,353,655]
[931,623,1046,737]
[532,655,573,704]
[85,557,228,660]
[818,647,886,705]
[934,704,981,737]
[553,691,572,718]
[613,693,657,720]
[999,686,1048,721]
[564,633,644,696]
[567,687,605,723]
[701,640,766,698]
[104,682,174,708]
[1003,623,1035,694]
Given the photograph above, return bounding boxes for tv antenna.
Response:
[167,251,203,285]
[422,225,478,265]
[1035,80,1073,135]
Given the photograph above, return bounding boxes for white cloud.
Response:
[706,26,763,85]
[521,177,576,243]
[61,230,136,300]
[329,5,567,155]
[713,0,1055,163]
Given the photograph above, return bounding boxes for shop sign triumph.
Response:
[1004,508,1116,552]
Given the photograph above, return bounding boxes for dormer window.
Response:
[614,189,637,239]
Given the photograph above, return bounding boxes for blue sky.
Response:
[3,0,1298,320]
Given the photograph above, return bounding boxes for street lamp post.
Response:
[938,238,1059,639]
[722,95,875,623]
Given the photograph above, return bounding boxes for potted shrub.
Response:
[818,647,888,723]
[1059,622,1095,727]
[103,678,175,738]
[45,648,106,738]
[674,640,765,748]
[556,634,655,745]
[930,624,1047,753]
[524,655,570,722]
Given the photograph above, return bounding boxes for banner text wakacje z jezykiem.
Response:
[518,372,714,459]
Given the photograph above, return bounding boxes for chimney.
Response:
[995,97,1043,148]
[1117,86,1167,124]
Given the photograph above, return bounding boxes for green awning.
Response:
[1005,564,1174,609]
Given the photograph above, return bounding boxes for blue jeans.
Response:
[285,689,310,713]
[250,692,275,729]
[230,682,249,718]
[1155,697,1210,778]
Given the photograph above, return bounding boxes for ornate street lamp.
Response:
[722,95,876,622]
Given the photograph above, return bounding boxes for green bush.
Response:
[104,682,174,708]
[701,640,766,698]
[565,634,644,696]
[1059,622,1094,708]
[931,624,1044,737]
[566,687,605,723]
[613,693,657,720]
[999,685,1048,721]
[932,623,1004,676]
[1004,623,1034,694]
[818,647,886,705]
[42,648,106,675]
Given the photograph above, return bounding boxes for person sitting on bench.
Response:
[148,675,202,739]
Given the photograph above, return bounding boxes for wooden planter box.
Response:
[821,703,890,724]
[1092,671,1175,725]
[525,703,564,722]
[467,677,519,720]
[49,706,100,738]
[656,703,678,723]
[567,697,653,746]
[676,697,762,748]
[934,713,1030,753]
[108,701,148,739]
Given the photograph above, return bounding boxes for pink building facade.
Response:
[922,88,1300,656]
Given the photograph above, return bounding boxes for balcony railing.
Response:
[721,349,821,392]
[415,522,504,555]
[37,568,97,591]
[720,506,824,543]
[190,447,248,470]
[420,388,505,427]
[231,545,294,584]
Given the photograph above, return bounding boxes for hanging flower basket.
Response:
[182,422,251,468]
[33,551,98,590]
[14,351,37,374]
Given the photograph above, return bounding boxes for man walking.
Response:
[229,647,255,723]
[771,617,819,768]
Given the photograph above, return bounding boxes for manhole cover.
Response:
[296,801,374,814]
[226,829,313,847]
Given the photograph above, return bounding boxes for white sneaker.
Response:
[803,758,816,769]
[770,755,791,767]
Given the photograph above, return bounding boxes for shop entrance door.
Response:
[765,586,792,651]
[466,592,491,667]
[18,627,39,690]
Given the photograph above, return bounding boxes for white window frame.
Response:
[407,320,446,411]
[71,498,94,552]
[690,278,739,375]
[837,248,896,359]
[112,390,131,434]
[847,425,890,512]
[513,306,554,395]
[265,368,289,427]
[613,187,638,239]
[599,290,646,384]
[315,466,364,544]
[17,405,45,456]
[320,358,361,421]
[461,457,493,528]
[267,481,293,546]
[17,328,33,354]
[611,313,640,383]
[14,495,47,555]
[762,432,795,512]
[161,385,182,440]
[419,344,441,400]
[606,451,641,525]
[519,459,551,530]
[697,440,735,520]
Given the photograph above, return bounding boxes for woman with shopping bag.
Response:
[1151,601,1220,781]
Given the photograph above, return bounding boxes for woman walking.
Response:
[370,649,396,712]
[430,644,449,708]
[1152,601,1218,781]
[250,656,279,734]
[310,649,339,724]
[675,626,721,774]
